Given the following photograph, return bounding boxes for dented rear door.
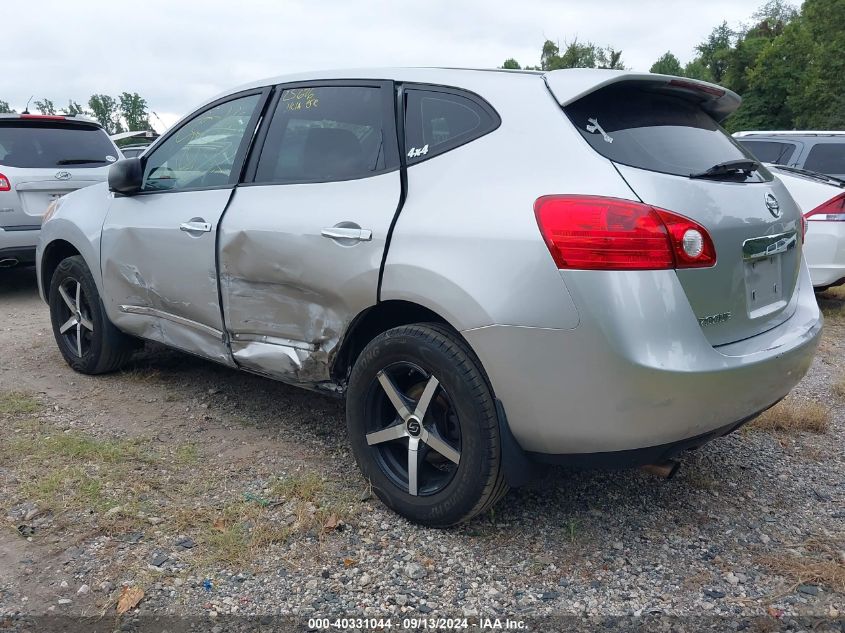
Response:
[219,81,401,386]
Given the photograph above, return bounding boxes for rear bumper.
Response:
[0,228,38,264]
[526,408,770,469]
[804,221,845,287]
[464,264,822,455]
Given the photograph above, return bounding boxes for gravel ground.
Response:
[0,265,843,630]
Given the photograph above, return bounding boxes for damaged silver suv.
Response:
[38,68,821,526]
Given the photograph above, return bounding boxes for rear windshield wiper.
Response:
[690,159,761,180]
[56,158,109,165]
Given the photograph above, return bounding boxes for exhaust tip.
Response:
[0,258,19,268]
[641,459,681,480]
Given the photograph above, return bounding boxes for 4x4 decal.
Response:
[407,144,429,159]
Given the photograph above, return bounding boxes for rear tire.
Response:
[346,323,508,527]
[48,255,136,374]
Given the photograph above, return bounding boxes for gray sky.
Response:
[1,0,800,130]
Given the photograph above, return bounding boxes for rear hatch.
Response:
[546,72,804,346]
[0,117,117,228]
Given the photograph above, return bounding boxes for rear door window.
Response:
[564,84,768,181]
[738,140,797,165]
[254,85,398,184]
[803,142,845,177]
[403,87,499,164]
[0,121,117,168]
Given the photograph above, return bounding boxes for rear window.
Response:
[803,142,845,177]
[0,121,117,169]
[564,85,769,181]
[738,140,797,165]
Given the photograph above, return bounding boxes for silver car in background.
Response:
[0,114,119,267]
[735,130,845,180]
[37,68,821,526]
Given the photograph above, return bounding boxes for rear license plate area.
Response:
[745,255,785,318]
[20,191,66,217]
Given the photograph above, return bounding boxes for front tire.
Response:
[48,255,135,374]
[346,323,508,527]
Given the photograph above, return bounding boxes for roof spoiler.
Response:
[543,69,741,122]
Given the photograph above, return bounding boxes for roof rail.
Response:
[733,130,845,137]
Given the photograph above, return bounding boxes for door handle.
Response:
[321,227,373,242]
[180,220,212,233]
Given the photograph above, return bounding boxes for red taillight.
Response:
[534,195,717,271]
[0,173,9,192]
[805,192,845,223]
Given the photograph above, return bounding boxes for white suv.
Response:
[0,114,120,267]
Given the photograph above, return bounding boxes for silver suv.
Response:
[0,114,119,267]
[37,69,822,526]
[734,131,845,180]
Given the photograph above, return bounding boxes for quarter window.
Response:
[254,86,393,184]
[141,93,261,192]
[803,142,845,177]
[738,140,797,165]
[404,88,499,163]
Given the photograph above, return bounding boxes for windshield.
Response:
[564,85,771,182]
[0,121,117,168]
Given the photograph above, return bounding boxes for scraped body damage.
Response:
[101,189,234,366]
[218,174,401,386]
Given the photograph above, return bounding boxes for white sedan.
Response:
[769,164,845,290]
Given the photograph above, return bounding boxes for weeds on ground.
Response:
[832,376,845,400]
[174,443,200,465]
[817,286,845,324]
[2,428,155,518]
[119,366,162,383]
[759,536,845,593]
[0,405,359,572]
[0,391,39,417]
[177,471,356,569]
[751,399,831,434]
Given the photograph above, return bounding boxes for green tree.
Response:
[695,22,734,83]
[119,92,150,131]
[723,0,797,98]
[650,51,683,75]
[88,94,124,134]
[787,0,845,128]
[751,0,798,33]
[682,58,711,81]
[34,98,56,115]
[724,11,810,131]
[540,38,625,70]
[62,100,88,117]
[0,100,13,114]
[501,58,521,69]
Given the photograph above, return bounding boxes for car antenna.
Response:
[151,111,167,133]
[23,95,33,115]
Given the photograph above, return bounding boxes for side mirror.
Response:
[108,158,143,195]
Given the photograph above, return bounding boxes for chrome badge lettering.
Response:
[698,312,732,327]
